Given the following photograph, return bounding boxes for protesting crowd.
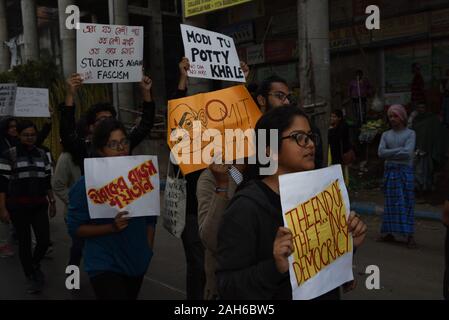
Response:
[0,21,448,302]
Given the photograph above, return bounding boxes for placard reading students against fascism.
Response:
[77,23,144,83]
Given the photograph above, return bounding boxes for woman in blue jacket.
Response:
[67,118,156,300]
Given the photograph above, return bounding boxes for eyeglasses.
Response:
[106,138,130,150]
[20,133,37,138]
[267,91,294,103]
[280,131,318,148]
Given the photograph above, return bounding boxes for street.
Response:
[0,199,446,300]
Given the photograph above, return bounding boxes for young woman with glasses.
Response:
[67,118,157,300]
[216,105,367,300]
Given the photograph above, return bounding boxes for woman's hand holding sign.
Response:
[273,227,295,274]
[113,211,130,232]
[348,211,367,248]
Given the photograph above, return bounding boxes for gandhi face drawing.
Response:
[169,103,208,153]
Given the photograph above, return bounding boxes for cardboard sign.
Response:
[84,156,160,219]
[0,84,50,118]
[14,87,50,117]
[167,85,262,175]
[77,23,144,83]
[279,165,354,300]
[180,24,245,83]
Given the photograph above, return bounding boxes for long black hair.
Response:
[0,117,17,137]
[85,102,117,127]
[241,105,310,186]
[92,118,128,156]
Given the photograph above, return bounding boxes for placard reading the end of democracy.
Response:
[180,24,245,83]
[279,165,354,300]
[77,23,144,83]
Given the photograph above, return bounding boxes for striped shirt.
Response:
[0,144,51,208]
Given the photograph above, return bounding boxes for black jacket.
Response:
[170,88,204,216]
[328,122,351,165]
[216,180,291,300]
[216,179,341,300]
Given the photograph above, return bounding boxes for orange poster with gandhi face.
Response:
[167,85,262,175]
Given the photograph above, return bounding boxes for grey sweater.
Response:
[196,168,237,300]
[52,152,81,217]
[378,128,416,167]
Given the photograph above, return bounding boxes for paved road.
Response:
[0,200,446,300]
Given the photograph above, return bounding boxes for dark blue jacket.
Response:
[67,176,156,278]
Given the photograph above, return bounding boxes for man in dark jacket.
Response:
[170,57,206,300]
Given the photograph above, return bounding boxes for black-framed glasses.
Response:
[106,138,130,150]
[20,133,37,138]
[267,91,295,103]
[95,115,114,124]
[281,131,318,148]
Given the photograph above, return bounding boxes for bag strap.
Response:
[166,158,172,178]
[166,157,184,180]
[175,164,182,179]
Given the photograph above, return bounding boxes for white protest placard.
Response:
[77,23,144,83]
[0,83,17,116]
[279,165,354,300]
[180,24,245,82]
[0,84,50,118]
[84,156,160,219]
[13,87,50,117]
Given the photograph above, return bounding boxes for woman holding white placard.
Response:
[67,118,156,300]
[216,106,368,300]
